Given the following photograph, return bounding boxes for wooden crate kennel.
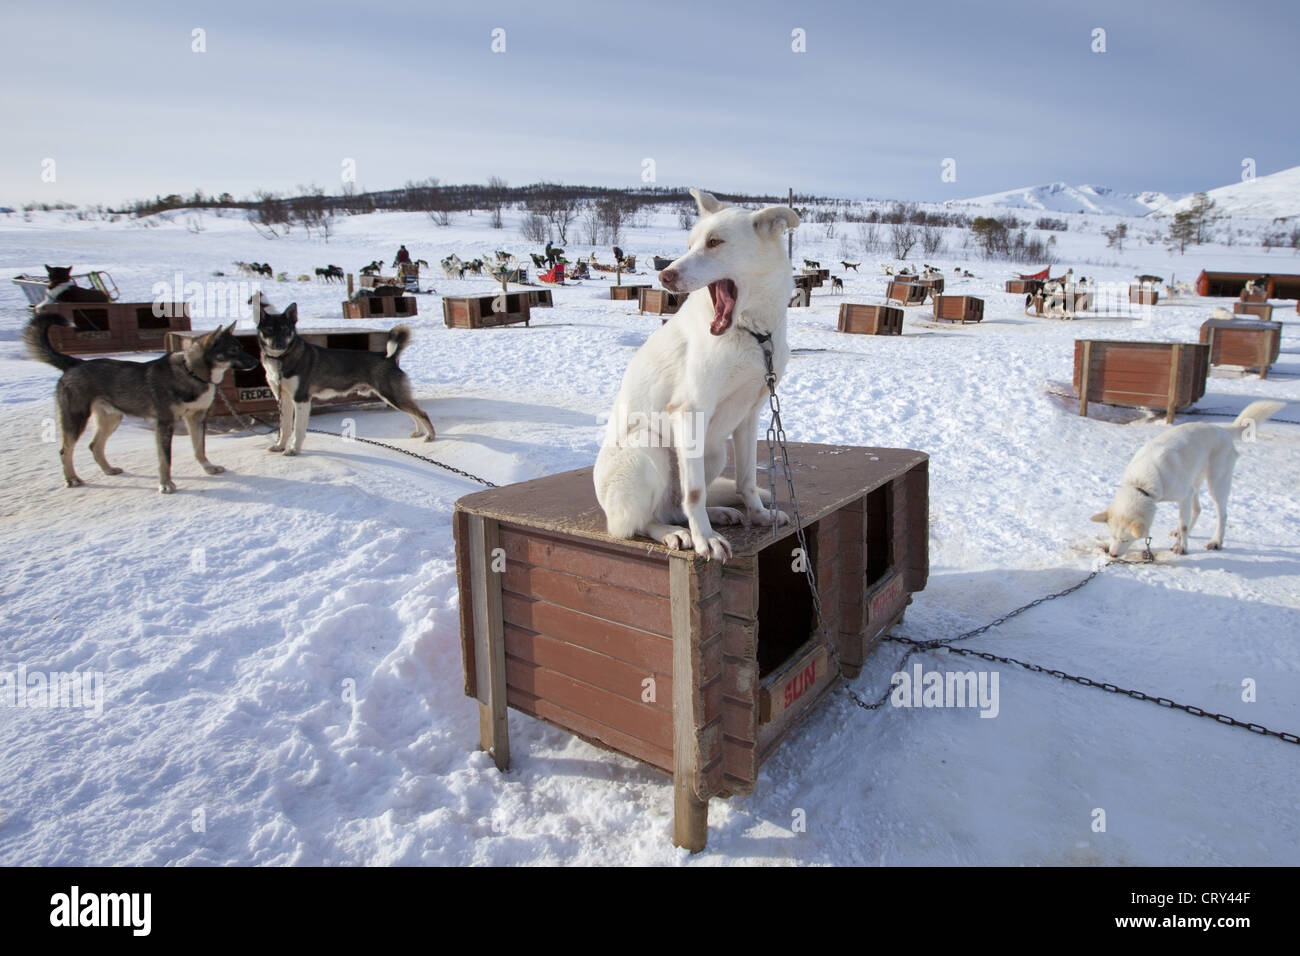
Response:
[523,289,554,308]
[639,288,689,316]
[885,280,927,306]
[1197,270,1300,299]
[442,293,532,329]
[838,303,903,335]
[1239,288,1269,304]
[1199,318,1281,379]
[342,295,418,320]
[1028,290,1092,316]
[454,443,929,851]
[1233,301,1274,321]
[932,295,984,324]
[914,275,944,295]
[610,284,650,301]
[1005,278,1042,295]
[1129,285,1159,306]
[799,269,827,288]
[359,274,402,289]
[164,327,389,416]
[36,301,191,354]
[1073,340,1209,424]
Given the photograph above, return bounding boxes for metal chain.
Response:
[753,338,1299,749]
[207,394,498,487]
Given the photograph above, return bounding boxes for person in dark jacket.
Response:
[613,245,624,265]
[394,245,411,266]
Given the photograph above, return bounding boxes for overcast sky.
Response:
[4,0,1296,206]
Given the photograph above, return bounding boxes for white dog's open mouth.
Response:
[708,279,737,335]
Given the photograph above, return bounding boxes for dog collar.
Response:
[1127,483,1154,499]
[179,359,210,386]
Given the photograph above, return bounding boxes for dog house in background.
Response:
[1005,278,1043,295]
[453,442,929,851]
[442,293,532,329]
[838,303,903,335]
[164,327,389,417]
[1199,318,1281,379]
[342,294,418,320]
[639,288,689,316]
[885,280,927,306]
[610,284,650,301]
[1197,270,1300,299]
[790,274,816,307]
[1129,285,1159,306]
[1073,339,1210,424]
[1233,301,1274,321]
[932,295,984,324]
[35,301,191,354]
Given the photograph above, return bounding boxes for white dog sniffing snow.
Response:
[594,188,800,561]
[1091,400,1285,557]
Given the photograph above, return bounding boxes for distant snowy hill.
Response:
[955,182,1182,217]
[1151,165,1300,220]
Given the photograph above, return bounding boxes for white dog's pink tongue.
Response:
[708,280,736,335]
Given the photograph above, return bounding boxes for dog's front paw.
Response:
[283,448,298,457]
[203,464,225,475]
[159,480,176,494]
[661,529,692,550]
[706,506,746,526]
[65,476,84,488]
[1170,542,1186,555]
[267,443,284,453]
[104,466,124,476]
[696,533,732,562]
[1205,540,1222,551]
[748,507,791,528]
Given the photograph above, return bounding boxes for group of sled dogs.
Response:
[25,190,1289,561]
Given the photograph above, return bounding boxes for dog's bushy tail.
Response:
[386,325,412,363]
[24,311,81,371]
[1231,400,1286,434]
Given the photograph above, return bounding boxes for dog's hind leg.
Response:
[185,410,224,474]
[59,402,91,488]
[155,420,176,493]
[1204,469,1232,550]
[1172,493,1197,554]
[377,379,435,441]
[88,403,124,476]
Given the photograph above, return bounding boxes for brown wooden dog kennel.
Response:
[1129,285,1159,306]
[36,301,191,354]
[1232,301,1274,321]
[1240,288,1269,304]
[1005,278,1042,295]
[790,274,816,307]
[1199,318,1281,379]
[454,442,929,851]
[359,274,402,290]
[164,327,389,416]
[886,280,927,306]
[610,284,650,301]
[442,293,532,329]
[932,295,984,324]
[1074,339,1210,424]
[1028,290,1092,316]
[522,289,554,308]
[800,269,827,288]
[837,303,903,335]
[639,288,689,316]
[342,294,418,320]
[1197,270,1300,299]
[914,275,944,295]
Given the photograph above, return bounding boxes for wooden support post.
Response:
[1260,333,1269,380]
[347,273,354,298]
[468,515,509,771]
[616,260,622,287]
[1165,343,1182,425]
[670,558,708,853]
[787,186,794,262]
[1078,340,1092,418]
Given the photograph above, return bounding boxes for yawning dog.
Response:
[1091,400,1285,557]
[593,188,799,560]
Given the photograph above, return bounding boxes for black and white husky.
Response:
[254,298,435,455]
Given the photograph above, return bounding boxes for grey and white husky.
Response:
[25,312,258,493]
[253,298,435,455]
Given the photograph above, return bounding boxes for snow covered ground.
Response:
[1,204,1297,865]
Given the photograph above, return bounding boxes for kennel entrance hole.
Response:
[756,523,819,678]
[865,484,894,588]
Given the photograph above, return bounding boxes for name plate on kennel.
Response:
[452,442,929,852]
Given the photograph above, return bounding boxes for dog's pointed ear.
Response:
[1089,509,1110,524]
[223,321,238,335]
[200,325,221,346]
[284,303,298,324]
[752,205,800,237]
[690,188,727,216]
